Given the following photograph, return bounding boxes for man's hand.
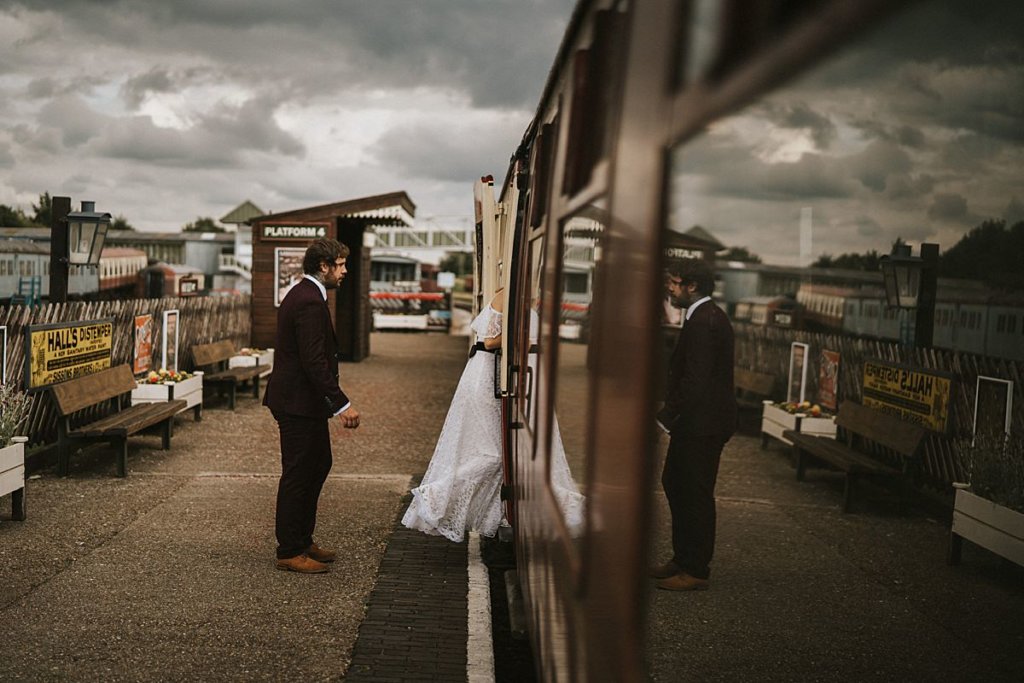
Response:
[339,406,360,429]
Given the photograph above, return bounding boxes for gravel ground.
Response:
[0,332,467,682]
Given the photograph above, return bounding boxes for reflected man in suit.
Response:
[264,237,361,574]
[653,258,736,591]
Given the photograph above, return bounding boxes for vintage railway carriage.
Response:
[475,0,1019,680]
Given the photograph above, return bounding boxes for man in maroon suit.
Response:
[653,258,736,591]
[264,237,361,574]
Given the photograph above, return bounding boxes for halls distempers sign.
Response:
[261,224,329,240]
[861,358,953,433]
[25,318,114,390]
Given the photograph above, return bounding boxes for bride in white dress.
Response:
[402,292,585,542]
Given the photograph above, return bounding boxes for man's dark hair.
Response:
[302,238,350,275]
[667,258,715,296]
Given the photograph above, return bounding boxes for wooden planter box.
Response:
[132,371,204,417]
[761,400,837,447]
[229,349,274,377]
[0,436,28,520]
[949,487,1024,568]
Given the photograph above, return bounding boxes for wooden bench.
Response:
[51,365,186,478]
[784,400,926,513]
[735,367,777,410]
[192,340,270,410]
[1,437,27,520]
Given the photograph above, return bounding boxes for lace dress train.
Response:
[402,305,584,542]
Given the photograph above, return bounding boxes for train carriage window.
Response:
[550,206,604,537]
[649,0,1024,676]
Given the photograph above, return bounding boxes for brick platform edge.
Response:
[345,501,469,682]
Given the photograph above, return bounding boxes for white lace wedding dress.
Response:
[402,305,585,542]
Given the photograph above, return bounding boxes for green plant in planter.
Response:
[0,383,31,448]
[955,431,1024,514]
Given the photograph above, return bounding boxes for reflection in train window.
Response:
[551,209,604,534]
[526,234,546,442]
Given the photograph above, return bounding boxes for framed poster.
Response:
[275,247,306,307]
[133,314,154,375]
[817,349,840,411]
[973,376,1013,443]
[24,318,114,390]
[787,342,809,404]
[162,309,179,372]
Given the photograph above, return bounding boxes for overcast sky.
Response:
[0,0,574,232]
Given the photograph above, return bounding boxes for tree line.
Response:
[0,192,226,233]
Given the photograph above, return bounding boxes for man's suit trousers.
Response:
[273,411,332,559]
[662,432,729,580]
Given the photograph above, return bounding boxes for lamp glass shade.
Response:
[67,219,95,265]
[896,263,921,308]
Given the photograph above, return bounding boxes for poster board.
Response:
[787,342,809,404]
[817,349,840,411]
[862,358,954,432]
[24,318,114,390]
[133,314,154,375]
[274,247,306,307]
[162,309,179,372]
[973,376,1013,443]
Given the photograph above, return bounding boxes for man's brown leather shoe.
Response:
[276,554,329,574]
[648,561,681,579]
[656,572,709,591]
[306,543,337,563]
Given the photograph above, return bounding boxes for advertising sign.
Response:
[787,342,809,404]
[862,358,953,432]
[162,309,179,372]
[275,247,307,307]
[133,314,154,375]
[817,349,840,411]
[25,318,114,390]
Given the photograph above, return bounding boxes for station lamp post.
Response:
[880,242,939,348]
[49,197,112,303]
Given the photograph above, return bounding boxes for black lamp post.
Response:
[880,242,939,348]
[49,197,112,303]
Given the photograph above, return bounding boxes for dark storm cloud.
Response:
[19,93,303,168]
[3,0,575,109]
[927,192,969,222]
[760,102,836,150]
[121,68,176,109]
[371,117,523,183]
[1006,197,1024,225]
[847,140,912,193]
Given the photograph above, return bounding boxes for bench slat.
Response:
[70,401,186,438]
[51,365,137,415]
[734,367,776,398]
[193,340,236,367]
[786,431,900,476]
[204,365,270,382]
[835,400,926,457]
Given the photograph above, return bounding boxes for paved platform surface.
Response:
[2,331,1023,682]
[0,333,468,682]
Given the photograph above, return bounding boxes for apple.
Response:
[809,404,822,417]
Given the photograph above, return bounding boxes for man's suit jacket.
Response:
[658,300,737,437]
[263,278,349,419]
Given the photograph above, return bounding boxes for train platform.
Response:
[1,331,1022,681]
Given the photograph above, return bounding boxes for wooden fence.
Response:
[1,295,251,449]
[734,322,1024,489]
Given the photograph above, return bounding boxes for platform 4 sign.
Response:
[262,224,328,239]
[861,358,953,432]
